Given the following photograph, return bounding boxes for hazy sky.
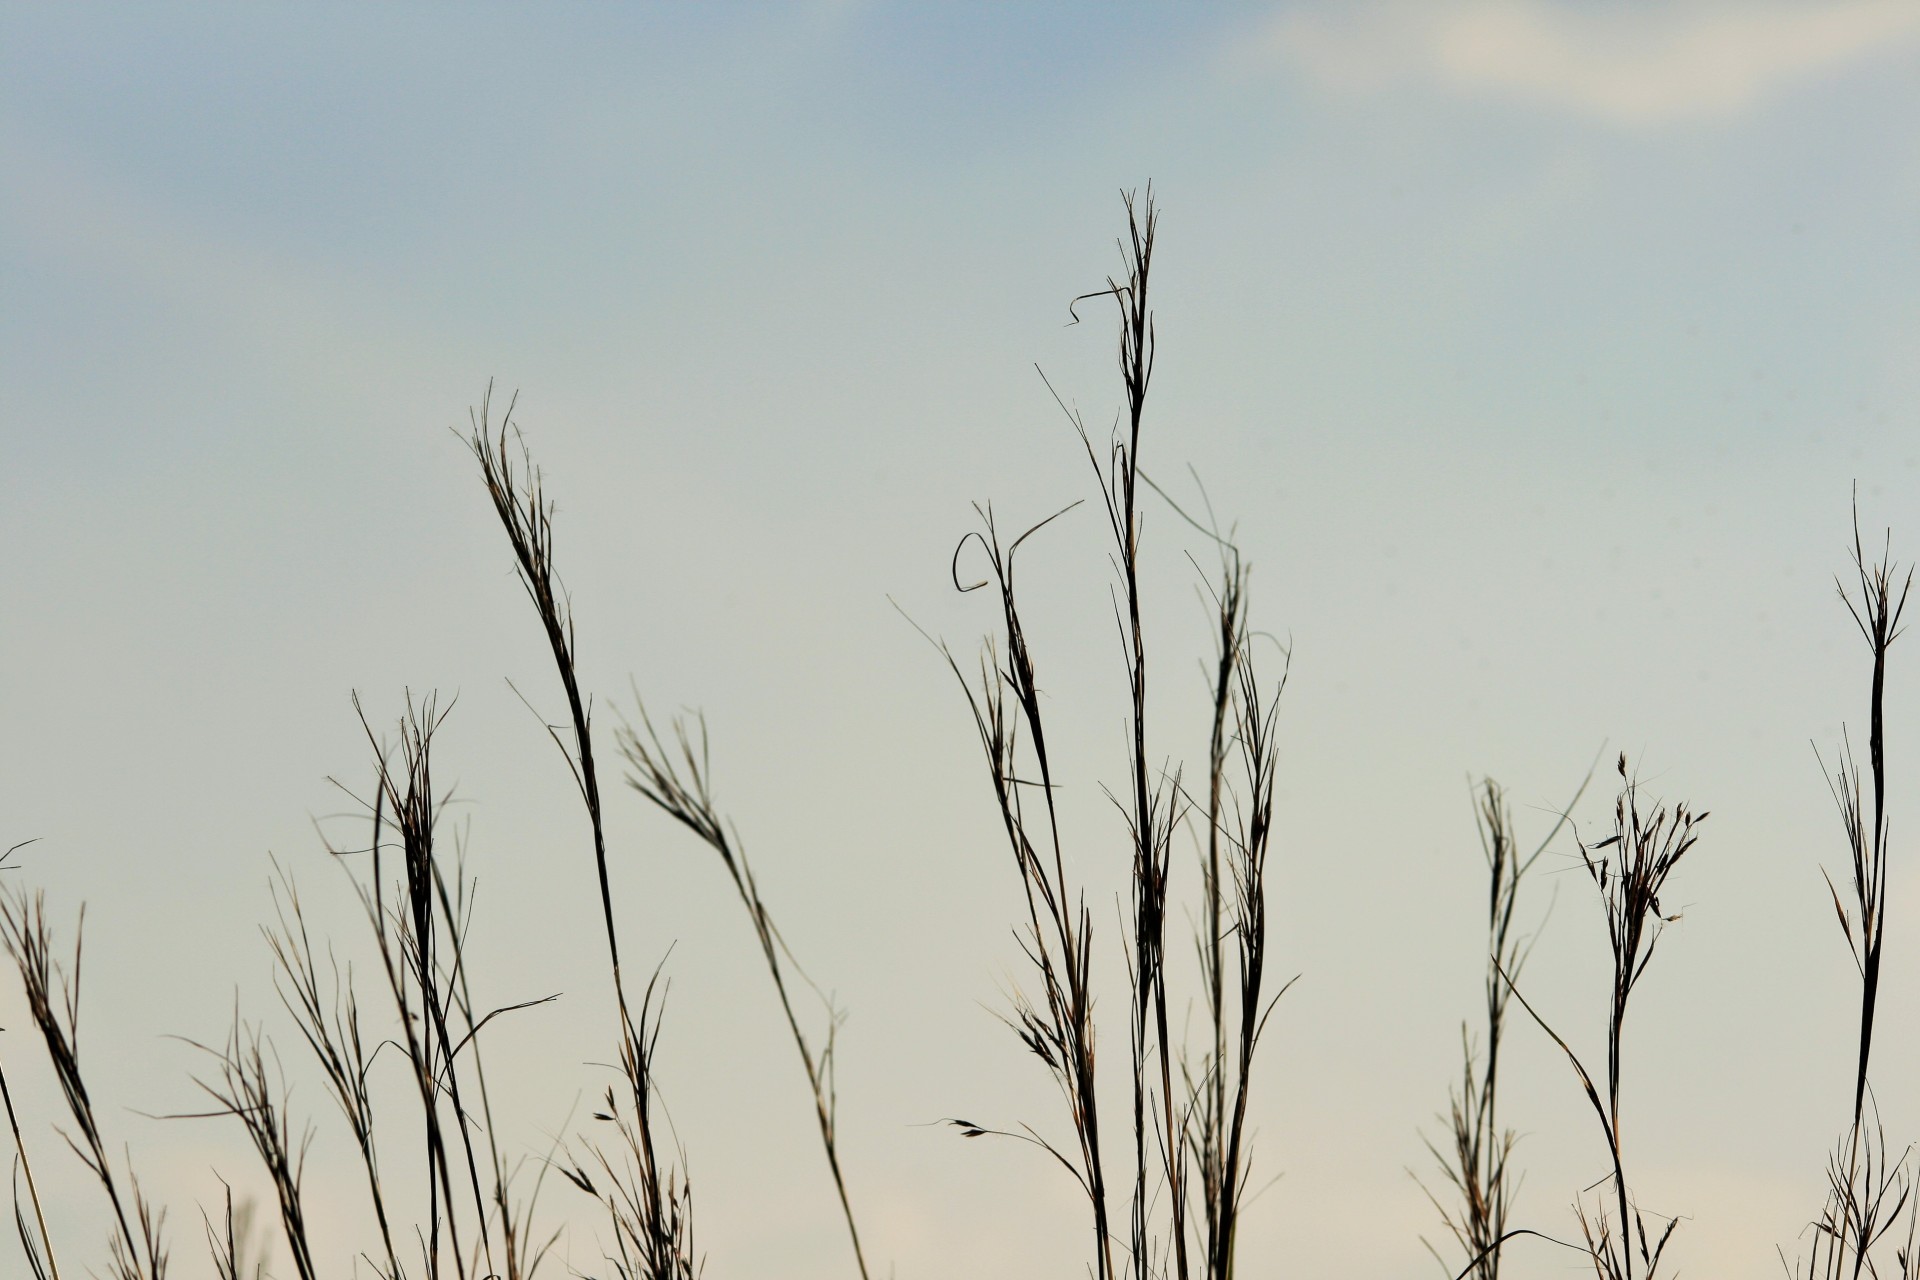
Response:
[6,3,1920,1276]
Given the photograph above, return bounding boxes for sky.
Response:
[5,2,1920,1276]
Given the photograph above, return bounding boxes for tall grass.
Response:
[0,876,169,1280]
[1793,508,1913,1280]
[193,689,564,1280]
[1500,752,1706,1280]
[941,190,1287,1280]
[1420,771,1586,1280]
[471,406,697,1280]
[1186,537,1286,1280]
[616,705,871,1279]
[0,194,1910,1280]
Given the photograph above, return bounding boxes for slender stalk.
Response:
[358,697,466,1280]
[945,501,1115,1280]
[1197,554,1239,1275]
[265,858,404,1280]
[471,398,693,1278]
[185,1016,317,1280]
[430,841,562,1280]
[1210,636,1286,1278]
[1798,503,1912,1280]
[618,705,871,1280]
[1504,753,1703,1280]
[0,1052,59,1280]
[1418,770,1587,1280]
[1069,188,1182,1280]
[1151,493,1288,1280]
[0,887,167,1280]
[1835,506,1909,1129]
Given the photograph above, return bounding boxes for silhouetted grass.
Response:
[615,702,870,1280]
[938,190,1288,1280]
[1419,771,1587,1280]
[0,878,168,1280]
[1500,753,1706,1280]
[2,192,1911,1280]
[471,403,696,1280]
[1791,505,1913,1280]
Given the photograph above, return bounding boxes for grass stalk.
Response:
[1504,752,1704,1280]
[1796,504,1912,1280]
[0,1046,59,1280]
[470,396,695,1279]
[1056,186,1185,1280]
[265,855,404,1279]
[617,704,871,1279]
[1202,617,1286,1279]
[184,1014,318,1280]
[1081,190,1187,1280]
[1418,772,1586,1280]
[1157,499,1287,1280]
[945,499,1115,1280]
[943,189,1285,1280]
[0,885,168,1280]
[0,844,60,1280]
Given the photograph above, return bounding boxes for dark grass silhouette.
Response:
[1418,771,1588,1280]
[472,409,698,1280]
[0,873,168,1280]
[938,190,1287,1280]
[1789,507,1914,1280]
[616,704,871,1280]
[1511,754,1706,1280]
[0,193,1902,1280]
[1420,512,1907,1280]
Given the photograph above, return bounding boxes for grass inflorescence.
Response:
[0,194,1900,1280]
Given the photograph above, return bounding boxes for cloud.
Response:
[1258,0,1920,126]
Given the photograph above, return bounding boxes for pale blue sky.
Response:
[6,4,1920,1276]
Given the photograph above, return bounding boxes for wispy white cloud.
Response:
[1256,0,1920,126]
